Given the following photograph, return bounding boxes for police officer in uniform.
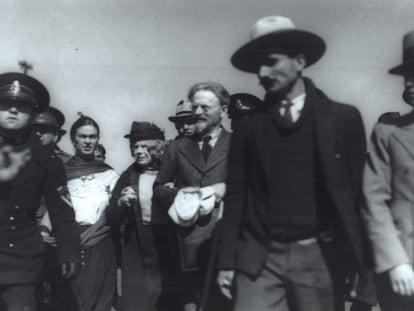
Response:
[32,106,72,163]
[363,29,414,310]
[32,107,78,310]
[228,93,262,129]
[0,72,81,311]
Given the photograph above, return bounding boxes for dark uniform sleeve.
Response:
[43,155,81,265]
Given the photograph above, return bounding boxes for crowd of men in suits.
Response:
[1,14,414,311]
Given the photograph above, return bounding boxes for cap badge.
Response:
[10,80,21,96]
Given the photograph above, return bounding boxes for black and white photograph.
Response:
[1,0,414,310]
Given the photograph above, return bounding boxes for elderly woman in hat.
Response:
[64,114,119,311]
[106,121,173,311]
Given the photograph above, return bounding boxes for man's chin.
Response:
[2,123,26,130]
[81,150,94,156]
[195,122,207,133]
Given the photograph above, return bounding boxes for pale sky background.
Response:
[1,0,413,171]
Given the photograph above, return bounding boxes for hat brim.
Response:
[389,60,414,75]
[168,114,195,122]
[231,29,326,73]
[0,73,49,112]
[124,134,165,140]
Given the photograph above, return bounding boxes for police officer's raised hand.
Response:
[0,145,31,182]
[217,270,235,299]
[389,263,414,296]
[61,262,81,280]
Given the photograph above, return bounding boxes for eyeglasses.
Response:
[192,103,220,113]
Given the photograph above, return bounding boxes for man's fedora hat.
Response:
[0,72,49,111]
[389,30,414,75]
[168,100,194,122]
[228,93,262,119]
[124,121,165,141]
[231,16,326,73]
[32,106,67,135]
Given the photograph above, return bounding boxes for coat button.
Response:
[14,205,19,210]
[9,243,14,248]
[11,226,16,230]
[9,216,15,221]
[335,153,341,159]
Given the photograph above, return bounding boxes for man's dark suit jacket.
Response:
[153,129,231,270]
[216,78,367,279]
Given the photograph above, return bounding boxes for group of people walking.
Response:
[1,13,414,311]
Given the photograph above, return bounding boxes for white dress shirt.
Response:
[279,93,306,123]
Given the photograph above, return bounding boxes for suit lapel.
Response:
[312,91,336,172]
[204,129,231,171]
[253,113,273,188]
[390,124,414,160]
[179,137,206,172]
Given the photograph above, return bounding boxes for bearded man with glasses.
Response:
[154,81,232,311]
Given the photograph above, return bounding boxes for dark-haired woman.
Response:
[65,115,119,311]
[106,122,176,311]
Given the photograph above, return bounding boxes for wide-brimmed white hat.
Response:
[231,15,326,73]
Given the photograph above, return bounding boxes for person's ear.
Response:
[294,54,306,71]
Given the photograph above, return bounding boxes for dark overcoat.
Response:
[106,163,172,311]
[216,78,367,278]
[0,135,81,284]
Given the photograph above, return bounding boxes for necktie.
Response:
[201,135,212,162]
[279,100,294,128]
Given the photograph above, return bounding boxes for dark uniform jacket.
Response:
[217,78,367,278]
[0,134,81,284]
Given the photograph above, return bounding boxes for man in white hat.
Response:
[363,30,414,310]
[216,16,372,311]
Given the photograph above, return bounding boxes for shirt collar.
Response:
[283,93,306,108]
